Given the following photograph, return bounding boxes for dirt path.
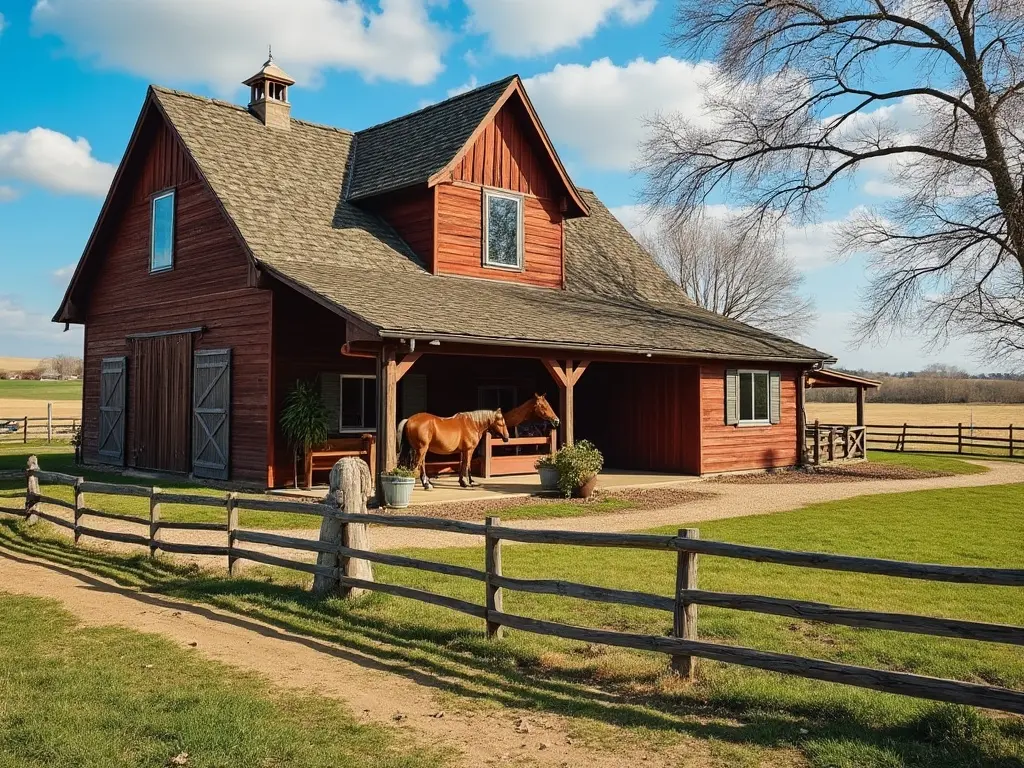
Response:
[0,548,712,768]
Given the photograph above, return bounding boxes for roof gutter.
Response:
[377,330,835,366]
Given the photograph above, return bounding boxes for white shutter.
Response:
[769,371,782,424]
[724,369,740,425]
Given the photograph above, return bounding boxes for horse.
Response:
[503,393,561,431]
[399,409,510,490]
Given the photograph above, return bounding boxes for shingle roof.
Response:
[348,76,516,201]
[149,84,832,363]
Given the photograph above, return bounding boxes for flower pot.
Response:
[538,465,559,490]
[381,475,415,508]
[573,474,599,499]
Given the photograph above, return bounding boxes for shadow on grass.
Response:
[0,518,1020,768]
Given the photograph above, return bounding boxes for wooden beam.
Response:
[796,370,807,467]
[856,386,866,427]
[542,358,568,388]
[395,351,422,383]
[570,359,591,386]
[376,348,398,486]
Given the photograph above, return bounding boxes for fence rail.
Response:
[0,410,78,444]
[866,422,1018,458]
[9,455,1024,715]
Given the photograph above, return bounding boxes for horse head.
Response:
[491,408,510,443]
[531,393,560,428]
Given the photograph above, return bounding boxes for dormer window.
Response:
[483,190,523,270]
[150,190,175,272]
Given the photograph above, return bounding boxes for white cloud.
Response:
[0,296,83,358]
[0,185,18,203]
[0,128,114,197]
[447,76,479,98]
[465,0,654,56]
[31,0,448,93]
[51,264,76,287]
[525,57,718,170]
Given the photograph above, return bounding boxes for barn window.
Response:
[738,371,770,423]
[150,190,175,272]
[340,375,377,432]
[725,369,781,426]
[483,190,523,269]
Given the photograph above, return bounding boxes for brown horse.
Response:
[504,393,561,430]
[399,409,510,490]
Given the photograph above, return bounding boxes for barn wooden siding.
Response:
[700,363,800,473]
[575,362,702,474]
[81,107,273,485]
[364,189,435,268]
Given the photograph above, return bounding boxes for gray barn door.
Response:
[98,356,127,465]
[192,349,231,480]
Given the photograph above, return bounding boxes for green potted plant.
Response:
[535,453,559,490]
[554,440,604,498]
[380,466,417,508]
[71,424,83,465]
[279,379,329,489]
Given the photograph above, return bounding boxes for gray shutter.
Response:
[724,369,740,425]
[769,371,782,424]
[320,373,341,435]
[192,349,231,480]
[98,356,127,464]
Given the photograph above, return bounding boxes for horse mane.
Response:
[457,409,501,427]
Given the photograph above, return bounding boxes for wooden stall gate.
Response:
[16,455,1024,717]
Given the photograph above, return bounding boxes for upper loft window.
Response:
[150,190,175,272]
[483,190,523,270]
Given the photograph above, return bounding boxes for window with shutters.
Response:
[340,375,377,432]
[725,369,780,426]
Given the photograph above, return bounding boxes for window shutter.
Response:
[320,373,341,435]
[192,349,231,480]
[724,369,740,425]
[769,371,782,424]
[98,357,127,465]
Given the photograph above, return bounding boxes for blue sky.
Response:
[0,0,978,371]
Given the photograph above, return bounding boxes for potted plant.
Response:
[380,466,417,508]
[279,380,329,489]
[71,424,83,465]
[554,440,604,498]
[535,454,559,490]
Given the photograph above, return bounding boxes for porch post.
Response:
[856,386,866,427]
[796,370,807,466]
[543,359,589,448]
[376,346,398,488]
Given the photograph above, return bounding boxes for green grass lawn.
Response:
[0,379,82,400]
[0,592,445,768]
[2,479,1023,767]
[867,451,992,474]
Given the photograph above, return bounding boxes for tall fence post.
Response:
[46,403,53,444]
[227,492,239,576]
[73,477,84,545]
[900,422,908,451]
[485,515,503,639]
[813,420,821,465]
[25,455,39,524]
[23,417,28,444]
[149,487,161,558]
[672,528,699,680]
[827,426,836,463]
[957,422,963,454]
[1009,424,1015,459]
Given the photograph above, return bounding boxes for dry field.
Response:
[807,401,1024,427]
[0,399,82,419]
[0,357,42,372]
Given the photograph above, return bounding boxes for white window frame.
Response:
[737,369,772,426]
[150,189,176,273]
[339,374,377,433]
[482,189,524,270]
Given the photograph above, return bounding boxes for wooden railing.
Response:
[867,423,1018,458]
[11,456,1024,715]
[805,423,866,464]
[0,415,78,444]
[426,430,557,478]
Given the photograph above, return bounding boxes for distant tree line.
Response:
[807,364,1024,404]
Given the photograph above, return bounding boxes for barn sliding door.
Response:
[98,357,127,465]
[192,349,231,480]
[130,334,193,473]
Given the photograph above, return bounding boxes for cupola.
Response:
[243,50,295,130]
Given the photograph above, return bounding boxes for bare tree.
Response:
[641,0,1024,364]
[50,355,83,379]
[643,214,815,334]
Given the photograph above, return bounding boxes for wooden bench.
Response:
[305,434,376,488]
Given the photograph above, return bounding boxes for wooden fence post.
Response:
[73,477,84,545]
[481,432,492,479]
[23,417,28,444]
[827,426,835,463]
[1009,424,1014,458]
[900,422,908,451]
[227,492,239,576]
[957,423,963,454]
[813,420,821,465]
[485,515,503,639]
[672,528,699,680]
[25,455,39,524]
[46,403,53,444]
[149,487,161,558]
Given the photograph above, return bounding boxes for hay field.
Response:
[0,357,42,373]
[0,399,81,419]
[807,402,1024,427]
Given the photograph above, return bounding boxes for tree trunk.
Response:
[312,457,374,597]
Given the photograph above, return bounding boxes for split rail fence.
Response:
[868,422,1018,458]
[0,409,78,444]
[13,456,1024,715]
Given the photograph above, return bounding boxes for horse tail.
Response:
[396,418,410,467]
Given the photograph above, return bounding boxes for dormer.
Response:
[244,51,295,130]
[349,76,588,288]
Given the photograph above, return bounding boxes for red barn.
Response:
[55,59,833,488]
